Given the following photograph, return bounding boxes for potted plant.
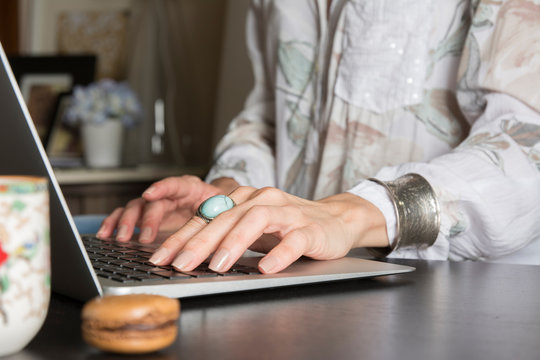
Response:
[64,79,141,168]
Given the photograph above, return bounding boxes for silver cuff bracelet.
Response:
[367,173,440,258]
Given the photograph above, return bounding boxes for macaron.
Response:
[81,294,180,354]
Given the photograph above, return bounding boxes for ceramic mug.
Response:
[0,176,50,357]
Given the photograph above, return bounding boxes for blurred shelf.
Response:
[53,165,208,215]
[54,165,207,185]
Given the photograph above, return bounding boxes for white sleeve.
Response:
[375,94,540,261]
[351,2,540,261]
[206,1,276,188]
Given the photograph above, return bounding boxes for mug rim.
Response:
[0,175,47,182]
[0,176,48,194]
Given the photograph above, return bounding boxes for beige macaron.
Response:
[81,294,180,354]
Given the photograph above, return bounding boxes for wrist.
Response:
[320,193,390,249]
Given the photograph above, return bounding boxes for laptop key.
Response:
[181,270,219,278]
[98,244,117,250]
[107,259,130,266]
[109,276,137,283]
[116,249,136,254]
[231,265,260,275]
[92,261,112,269]
[94,256,115,262]
[114,270,137,277]
[130,264,156,272]
[145,266,173,274]
[122,245,155,253]
[95,270,113,277]
[100,264,123,273]
[151,270,193,279]
[91,249,115,255]
[217,271,247,277]
[131,251,153,259]
[115,263,140,270]
[121,256,147,263]
[130,274,168,280]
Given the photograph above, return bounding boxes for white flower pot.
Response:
[81,119,124,168]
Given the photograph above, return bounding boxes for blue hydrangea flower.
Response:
[64,79,142,128]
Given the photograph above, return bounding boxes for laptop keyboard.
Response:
[82,236,261,283]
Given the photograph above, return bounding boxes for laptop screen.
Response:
[0,44,101,300]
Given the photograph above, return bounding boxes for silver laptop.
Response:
[0,44,414,301]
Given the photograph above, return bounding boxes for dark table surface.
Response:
[6,258,540,360]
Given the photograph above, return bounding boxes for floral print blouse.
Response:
[206,0,540,262]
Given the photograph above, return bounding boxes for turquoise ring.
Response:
[195,195,236,223]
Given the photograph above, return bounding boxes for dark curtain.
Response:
[124,0,226,169]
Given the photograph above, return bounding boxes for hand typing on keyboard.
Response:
[83,236,260,283]
[97,176,227,243]
[95,176,389,275]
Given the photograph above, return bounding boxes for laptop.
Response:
[0,44,414,301]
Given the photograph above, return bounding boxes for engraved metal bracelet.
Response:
[367,173,441,258]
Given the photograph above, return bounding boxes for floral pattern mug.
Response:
[0,176,50,356]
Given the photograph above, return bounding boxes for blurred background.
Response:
[0,0,254,214]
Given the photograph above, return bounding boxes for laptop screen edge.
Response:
[0,43,102,301]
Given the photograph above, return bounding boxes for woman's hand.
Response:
[96,176,239,243]
[149,186,390,274]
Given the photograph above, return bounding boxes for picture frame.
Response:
[7,55,96,147]
[46,92,83,168]
[19,73,73,142]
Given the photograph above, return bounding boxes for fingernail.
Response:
[259,255,279,273]
[143,187,156,197]
[139,227,153,242]
[209,248,231,272]
[96,226,106,239]
[116,225,128,241]
[149,247,171,264]
[172,250,196,271]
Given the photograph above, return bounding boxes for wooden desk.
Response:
[54,165,206,215]
[8,259,540,360]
